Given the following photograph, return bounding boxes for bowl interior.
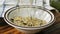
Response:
[6,7,52,25]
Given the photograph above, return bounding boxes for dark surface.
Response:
[0,18,8,26]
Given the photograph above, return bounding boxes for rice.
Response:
[10,16,47,27]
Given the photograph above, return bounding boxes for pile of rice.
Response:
[10,16,47,27]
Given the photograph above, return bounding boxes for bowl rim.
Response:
[3,5,55,28]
